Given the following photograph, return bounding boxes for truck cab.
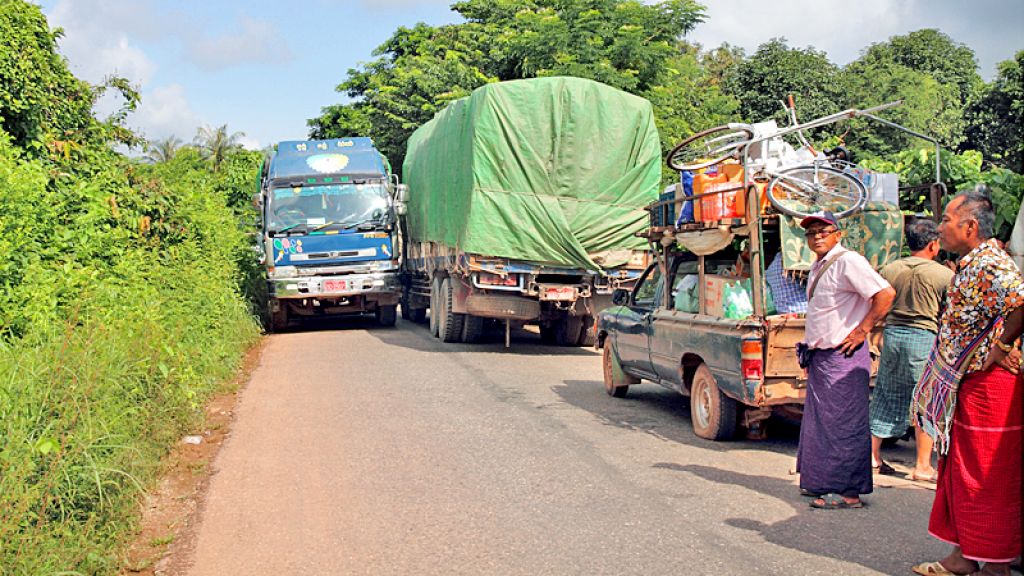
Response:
[257,138,402,330]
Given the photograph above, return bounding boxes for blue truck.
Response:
[256,138,403,330]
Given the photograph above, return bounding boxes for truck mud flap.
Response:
[465,294,540,321]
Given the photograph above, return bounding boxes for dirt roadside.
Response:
[120,338,266,575]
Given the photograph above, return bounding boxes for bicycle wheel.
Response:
[666,124,754,172]
[766,164,867,219]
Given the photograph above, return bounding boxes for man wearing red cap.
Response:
[797,211,895,509]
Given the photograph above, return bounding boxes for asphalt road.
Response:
[183,317,946,576]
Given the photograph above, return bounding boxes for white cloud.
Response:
[48,0,160,85]
[186,17,293,71]
[237,135,263,151]
[129,84,202,143]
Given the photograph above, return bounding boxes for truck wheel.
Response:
[269,305,289,333]
[553,314,585,347]
[400,292,412,320]
[376,304,397,327]
[576,315,596,347]
[429,277,441,337]
[438,277,465,343]
[602,341,638,397]
[689,363,738,441]
[462,314,485,343]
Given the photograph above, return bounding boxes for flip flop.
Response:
[810,493,863,509]
[911,561,960,575]
[872,461,898,476]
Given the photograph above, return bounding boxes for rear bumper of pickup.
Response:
[269,271,400,300]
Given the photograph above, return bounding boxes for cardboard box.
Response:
[703,274,730,316]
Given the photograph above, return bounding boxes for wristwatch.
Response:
[994,339,1015,353]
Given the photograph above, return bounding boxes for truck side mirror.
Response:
[395,183,409,204]
[611,288,630,306]
[252,193,263,208]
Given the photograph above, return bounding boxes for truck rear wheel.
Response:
[576,315,596,347]
[438,277,465,343]
[429,277,441,337]
[462,314,485,343]
[376,304,397,327]
[546,314,585,346]
[689,363,738,441]
[402,290,427,324]
[602,341,638,397]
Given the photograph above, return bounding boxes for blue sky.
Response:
[39,0,1023,151]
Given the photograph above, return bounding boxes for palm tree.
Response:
[194,124,245,170]
[144,135,183,163]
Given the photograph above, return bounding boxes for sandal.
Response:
[911,561,962,575]
[872,461,897,476]
[810,493,863,509]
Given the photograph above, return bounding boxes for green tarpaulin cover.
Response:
[402,77,661,270]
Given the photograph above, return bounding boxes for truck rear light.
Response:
[478,272,518,287]
[741,338,763,381]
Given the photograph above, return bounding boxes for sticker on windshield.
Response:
[306,153,349,173]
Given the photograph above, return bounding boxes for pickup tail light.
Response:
[741,337,763,381]
[478,271,518,287]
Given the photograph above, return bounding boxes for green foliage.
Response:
[723,38,845,129]
[309,0,706,172]
[861,147,1022,239]
[0,6,262,571]
[964,51,1024,172]
[194,124,246,171]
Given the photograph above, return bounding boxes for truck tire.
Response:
[269,305,289,333]
[689,363,738,441]
[376,304,397,327]
[576,315,596,347]
[438,277,465,343]
[401,290,427,324]
[429,277,441,337]
[555,314,586,347]
[400,292,411,320]
[462,314,485,343]
[602,341,638,397]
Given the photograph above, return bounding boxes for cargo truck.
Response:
[397,77,659,345]
[256,138,402,330]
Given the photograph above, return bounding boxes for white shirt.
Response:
[804,243,890,350]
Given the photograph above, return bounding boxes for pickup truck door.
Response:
[615,264,660,376]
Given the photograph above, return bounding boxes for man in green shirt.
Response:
[869,218,954,481]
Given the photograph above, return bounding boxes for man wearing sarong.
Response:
[797,211,895,509]
[913,189,1024,576]
[869,218,952,481]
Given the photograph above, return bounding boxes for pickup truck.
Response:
[596,207,899,440]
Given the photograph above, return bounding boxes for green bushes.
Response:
[0,136,262,572]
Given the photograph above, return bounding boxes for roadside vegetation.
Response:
[0,2,261,573]
[310,0,1023,237]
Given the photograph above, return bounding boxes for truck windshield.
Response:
[267,183,389,233]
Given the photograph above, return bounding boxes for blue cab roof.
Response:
[267,138,387,183]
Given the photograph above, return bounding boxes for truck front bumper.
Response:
[269,271,401,300]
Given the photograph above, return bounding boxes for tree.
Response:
[194,124,245,170]
[310,0,707,172]
[964,51,1024,172]
[143,135,184,163]
[723,39,845,130]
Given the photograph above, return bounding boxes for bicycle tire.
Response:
[666,124,754,172]
[766,164,867,219]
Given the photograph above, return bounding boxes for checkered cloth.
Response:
[765,254,807,314]
[869,325,936,438]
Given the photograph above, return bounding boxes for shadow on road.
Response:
[366,319,600,356]
[654,463,944,576]
[554,379,802,455]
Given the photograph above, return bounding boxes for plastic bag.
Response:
[723,279,754,319]
[673,275,699,312]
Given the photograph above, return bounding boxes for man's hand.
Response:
[982,345,1021,375]
[838,326,868,356]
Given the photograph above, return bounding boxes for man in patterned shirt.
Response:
[913,188,1024,576]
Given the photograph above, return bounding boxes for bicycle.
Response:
[665,100,900,219]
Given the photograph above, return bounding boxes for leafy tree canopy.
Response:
[964,51,1024,172]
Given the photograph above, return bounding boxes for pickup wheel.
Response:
[438,277,465,343]
[602,341,638,397]
[376,304,397,327]
[690,363,738,441]
[428,277,441,337]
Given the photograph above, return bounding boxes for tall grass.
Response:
[0,138,262,573]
